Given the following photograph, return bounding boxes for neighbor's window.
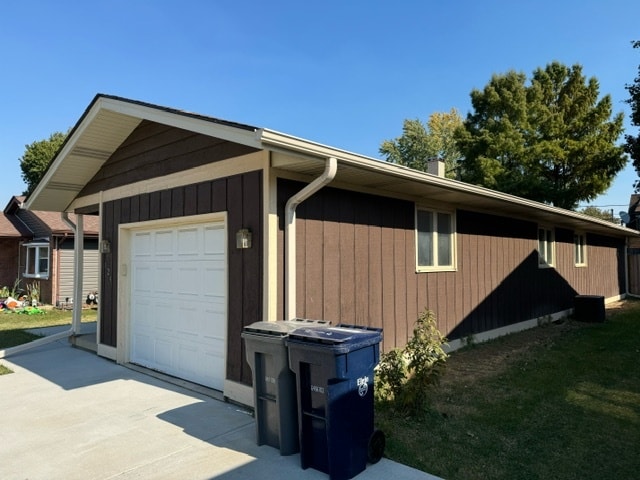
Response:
[24,242,49,278]
[538,227,555,267]
[416,207,456,271]
[574,233,587,266]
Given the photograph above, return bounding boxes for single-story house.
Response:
[24,94,638,406]
[1,196,100,305]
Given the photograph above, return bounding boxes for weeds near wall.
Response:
[375,308,448,414]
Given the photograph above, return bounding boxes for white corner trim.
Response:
[97,343,117,361]
[224,380,254,408]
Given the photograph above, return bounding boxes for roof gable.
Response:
[2,195,98,237]
[25,94,260,212]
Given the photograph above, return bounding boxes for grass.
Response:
[0,307,97,374]
[375,300,640,480]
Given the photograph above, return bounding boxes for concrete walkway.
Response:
[0,339,441,480]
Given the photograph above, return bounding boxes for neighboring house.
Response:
[1,196,100,305]
[24,94,639,406]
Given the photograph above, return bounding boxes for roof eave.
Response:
[260,128,638,238]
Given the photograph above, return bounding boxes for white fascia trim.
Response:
[98,96,263,149]
[259,128,638,237]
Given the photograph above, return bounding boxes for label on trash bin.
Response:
[357,376,369,397]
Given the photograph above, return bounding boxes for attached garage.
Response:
[122,215,227,390]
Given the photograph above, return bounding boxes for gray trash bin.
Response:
[242,319,330,455]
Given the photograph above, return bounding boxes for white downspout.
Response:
[62,212,84,336]
[284,157,337,320]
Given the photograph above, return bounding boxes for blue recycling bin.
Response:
[242,319,330,455]
[286,324,385,480]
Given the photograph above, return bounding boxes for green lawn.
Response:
[0,307,97,374]
[376,300,640,480]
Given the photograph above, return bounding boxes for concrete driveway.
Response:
[0,338,440,480]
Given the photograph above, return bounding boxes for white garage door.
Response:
[129,221,227,390]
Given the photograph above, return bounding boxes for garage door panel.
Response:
[133,265,153,294]
[132,334,154,363]
[177,228,199,256]
[203,265,225,298]
[133,232,152,256]
[155,338,174,369]
[204,226,225,254]
[155,266,175,294]
[154,230,174,255]
[130,220,227,390]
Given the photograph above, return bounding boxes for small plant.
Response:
[6,278,22,298]
[462,333,476,348]
[537,314,553,327]
[375,308,448,414]
[26,281,40,306]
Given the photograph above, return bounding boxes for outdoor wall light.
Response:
[236,228,252,249]
[100,239,111,254]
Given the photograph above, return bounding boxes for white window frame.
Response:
[538,226,555,268]
[23,241,50,279]
[415,206,456,272]
[574,232,587,267]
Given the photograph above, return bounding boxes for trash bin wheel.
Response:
[367,429,386,464]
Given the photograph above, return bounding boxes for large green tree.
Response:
[626,41,640,189]
[380,108,463,179]
[19,131,67,196]
[457,62,626,209]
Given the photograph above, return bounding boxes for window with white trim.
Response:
[24,242,50,279]
[538,227,555,267]
[574,233,587,266]
[416,207,456,271]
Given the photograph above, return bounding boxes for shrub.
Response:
[375,308,448,414]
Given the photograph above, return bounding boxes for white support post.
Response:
[72,214,84,334]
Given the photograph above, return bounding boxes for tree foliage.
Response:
[457,62,626,210]
[20,131,67,196]
[579,206,615,223]
[626,41,640,190]
[380,108,463,179]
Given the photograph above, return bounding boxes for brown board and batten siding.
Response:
[277,179,625,352]
[82,121,263,386]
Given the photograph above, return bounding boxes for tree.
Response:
[380,108,463,179]
[457,62,626,210]
[20,131,67,196]
[626,41,640,190]
[580,206,615,223]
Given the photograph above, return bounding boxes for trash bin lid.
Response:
[242,319,331,337]
[287,325,382,352]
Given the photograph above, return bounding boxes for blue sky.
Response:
[1,1,639,214]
